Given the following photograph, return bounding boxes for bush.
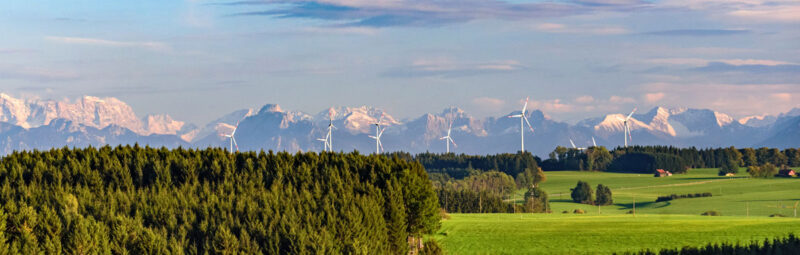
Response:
[420,239,443,255]
[570,181,594,204]
[770,214,786,217]
[524,187,550,213]
[573,209,585,214]
[748,163,779,178]
[701,210,721,216]
[718,159,739,176]
[562,210,569,214]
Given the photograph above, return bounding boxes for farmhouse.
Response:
[654,169,672,177]
[777,169,796,177]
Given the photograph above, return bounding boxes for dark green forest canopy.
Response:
[0,146,440,254]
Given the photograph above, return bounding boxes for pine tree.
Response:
[595,184,613,206]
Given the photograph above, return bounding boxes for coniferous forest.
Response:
[0,145,440,254]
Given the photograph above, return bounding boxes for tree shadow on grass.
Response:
[679,177,743,180]
[616,201,671,209]
[738,199,800,202]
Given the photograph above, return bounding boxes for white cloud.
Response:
[609,95,636,104]
[472,96,505,107]
[648,58,795,67]
[643,92,665,103]
[301,26,380,35]
[771,93,792,101]
[661,0,800,22]
[533,23,628,35]
[728,5,800,22]
[640,82,800,117]
[575,95,595,103]
[45,36,169,51]
[528,99,574,113]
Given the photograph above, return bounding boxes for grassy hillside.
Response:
[435,168,800,254]
[435,214,800,254]
[530,168,800,217]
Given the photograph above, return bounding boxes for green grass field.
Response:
[435,168,800,254]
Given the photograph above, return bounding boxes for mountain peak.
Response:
[258,104,283,114]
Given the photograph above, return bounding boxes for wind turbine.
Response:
[369,114,385,154]
[617,107,637,147]
[508,97,535,153]
[569,138,586,151]
[316,137,329,151]
[319,111,336,152]
[440,120,457,153]
[224,120,240,154]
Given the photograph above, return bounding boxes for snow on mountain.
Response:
[318,106,402,135]
[0,94,196,136]
[143,114,189,135]
[0,94,796,156]
[738,115,777,127]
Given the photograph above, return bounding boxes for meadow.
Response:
[434,168,800,254]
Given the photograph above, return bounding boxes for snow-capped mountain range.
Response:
[0,94,796,156]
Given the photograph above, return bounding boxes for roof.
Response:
[778,169,796,175]
[656,169,666,174]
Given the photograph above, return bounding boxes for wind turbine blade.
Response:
[592,137,597,147]
[627,123,633,141]
[379,127,386,137]
[570,139,576,149]
[232,138,239,151]
[523,116,535,133]
[379,140,384,152]
[626,107,637,120]
[508,114,522,118]
[522,96,529,113]
[440,137,448,140]
[449,137,457,148]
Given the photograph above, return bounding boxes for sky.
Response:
[0,0,798,125]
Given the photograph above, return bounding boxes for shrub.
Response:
[562,210,569,214]
[718,159,739,176]
[573,209,585,214]
[524,187,550,213]
[420,239,443,255]
[770,214,786,217]
[570,181,594,205]
[748,163,779,178]
[701,210,721,216]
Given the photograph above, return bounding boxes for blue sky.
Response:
[0,0,798,125]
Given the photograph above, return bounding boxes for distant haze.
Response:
[0,1,797,125]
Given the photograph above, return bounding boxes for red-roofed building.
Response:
[654,169,672,177]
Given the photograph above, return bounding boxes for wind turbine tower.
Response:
[224,120,240,154]
[508,97,535,152]
[618,108,637,147]
[369,114,385,154]
[440,120,457,153]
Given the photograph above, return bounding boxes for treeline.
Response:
[543,146,800,173]
[431,170,549,213]
[0,146,440,254]
[398,152,549,213]
[625,234,800,255]
[391,152,540,179]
